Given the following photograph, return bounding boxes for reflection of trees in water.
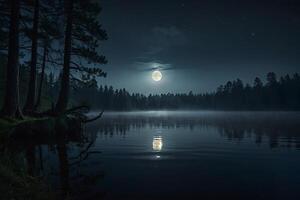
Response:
[88,113,300,149]
[86,117,200,136]
[217,120,300,149]
[7,124,105,200]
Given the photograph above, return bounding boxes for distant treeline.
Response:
[79,72,300,110]
[8,71,297,111]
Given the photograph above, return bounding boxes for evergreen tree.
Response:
[23,0,40,113]
[1,0,23,118]
[55,0,107,113]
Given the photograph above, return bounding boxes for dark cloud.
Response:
[134,61,174,72]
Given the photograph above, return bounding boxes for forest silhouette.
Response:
[6,71,298,111]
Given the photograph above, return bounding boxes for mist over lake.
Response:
[24,111,300,199]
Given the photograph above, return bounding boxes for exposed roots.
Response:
[9,105,104,124]
[82,110,104,123]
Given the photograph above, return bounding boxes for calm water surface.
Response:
[24,111,300,199]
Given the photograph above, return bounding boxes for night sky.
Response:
[99,0,300,94]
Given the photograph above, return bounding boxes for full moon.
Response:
[152,70,162,81]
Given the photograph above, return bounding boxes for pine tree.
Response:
[55,0,107,113]
[1,0,23,118]
[23,0,40,113]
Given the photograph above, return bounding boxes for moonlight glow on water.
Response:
[152,136,163,151]
[152,70,162,82]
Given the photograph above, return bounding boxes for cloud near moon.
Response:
[134,61,174,72]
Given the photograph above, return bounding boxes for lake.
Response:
[20,111,300,199]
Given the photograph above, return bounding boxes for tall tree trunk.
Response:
[55,0,73,114]
[24,0,39,113]
[34,42,47,110]
[1,0,22,118]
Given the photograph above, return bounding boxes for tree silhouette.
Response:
[23,0,40,113]
[55,0,107,114]
[54,0,74,113]
[1,0,23,118]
